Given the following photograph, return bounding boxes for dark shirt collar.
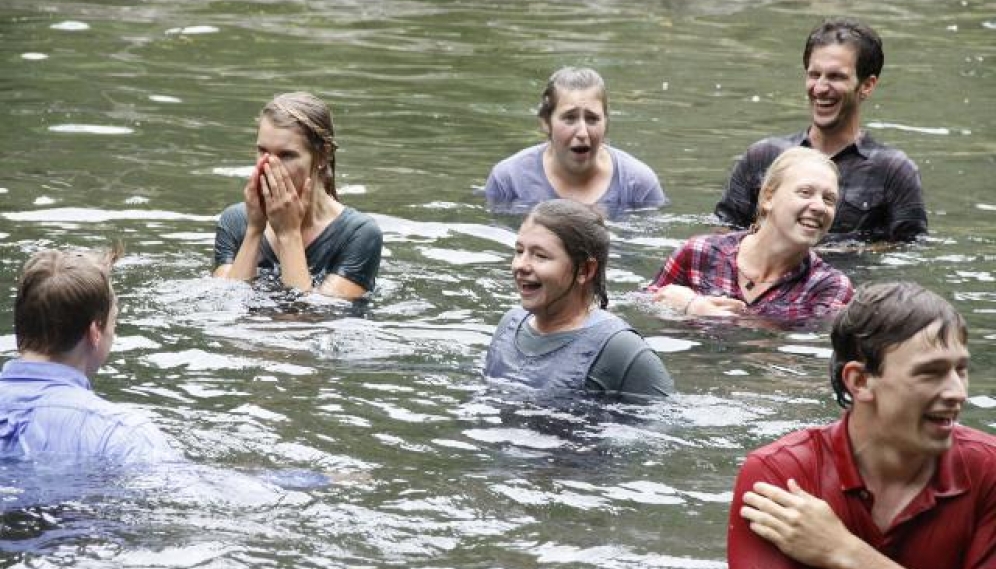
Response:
[0,359,92,391]
[797,128,875,160]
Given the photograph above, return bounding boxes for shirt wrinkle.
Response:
[0,359,178,463]
[649,231,852,320]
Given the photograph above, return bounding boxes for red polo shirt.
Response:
[727,413,996,569]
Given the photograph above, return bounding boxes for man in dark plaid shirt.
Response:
[714,18,928,243]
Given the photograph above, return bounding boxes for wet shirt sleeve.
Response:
[613,148,668,208]
[647,238,697,290]
[101,419,182,464]
[715,150,763,228]
[883,157,928,241]
[484,163,515,203]
[327,214,383,292]
[586,330,674,398]
[715,139,786,228]
[214,204,248,269]
[727,453,808,569]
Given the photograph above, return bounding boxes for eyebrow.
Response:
[909,356,969,374]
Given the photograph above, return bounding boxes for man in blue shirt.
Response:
[0,247,178,463]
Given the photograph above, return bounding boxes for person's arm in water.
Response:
[646,238,745,317]
[317,274,367,299]
[651,284,745,317]
[883,155,927,242]
[715,146,765,228]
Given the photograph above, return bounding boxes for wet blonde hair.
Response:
[752,146,839,231]
[261,92,339,200]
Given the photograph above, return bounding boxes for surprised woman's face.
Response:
[256,117,316,195]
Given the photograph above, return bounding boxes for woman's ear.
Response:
[760,185,776,215]
[576,258,597,285]
[842,361,873,402]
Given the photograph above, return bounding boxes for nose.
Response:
[941,369,969,404]
[807,195,828,215]
[511,252,528,273]
[575,120,589,140]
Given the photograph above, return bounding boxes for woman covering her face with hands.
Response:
[213,92,382,300]
[485,199,672,399]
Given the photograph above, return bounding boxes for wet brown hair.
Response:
[536,67,608,130]
[830,281,967,407]
[15,246,122,356]
[524,199,610,309]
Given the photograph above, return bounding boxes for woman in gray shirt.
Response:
[483,67,668,218]
[213,92,381,299]
[485,199,673,399]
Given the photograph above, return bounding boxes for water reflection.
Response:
[2,0,995,567]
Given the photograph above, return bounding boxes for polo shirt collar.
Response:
[831,411,970,500]
[0,359,92,391]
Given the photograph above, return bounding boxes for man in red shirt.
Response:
[728,282,996,569]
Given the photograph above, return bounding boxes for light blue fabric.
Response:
[484,307,630,392]
[0,360,179,464]
[483,143,668,216]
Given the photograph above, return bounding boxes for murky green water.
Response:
[1,1,994,567]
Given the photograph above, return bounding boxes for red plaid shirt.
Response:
[648,231,853,321]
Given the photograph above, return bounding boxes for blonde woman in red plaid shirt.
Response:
[648,147,853,321]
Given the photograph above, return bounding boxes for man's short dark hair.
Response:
[829,282,966,407]
[803,17,884,83]
[15,247,121,356]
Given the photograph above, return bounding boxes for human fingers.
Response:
[712,297,746,311]
[740,502,793,542]
[787,478,807,495]
[751,481,800,508]
[300,176,313,204]
[260,161,282,201]
[254,153,270,207]
[268,157,298,200]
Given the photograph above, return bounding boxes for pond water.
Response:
[1,0,994,567]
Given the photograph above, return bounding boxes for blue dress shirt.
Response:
[0,359,179,463]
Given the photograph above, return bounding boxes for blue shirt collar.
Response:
[0,359,92,390]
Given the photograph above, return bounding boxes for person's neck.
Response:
[738,232,807,283]
[20,348,92,378]
[808,120,861,157]
[847,410,937,497]
[305,190,342,231]
[530,298,594,335]
[544,145,610,203]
